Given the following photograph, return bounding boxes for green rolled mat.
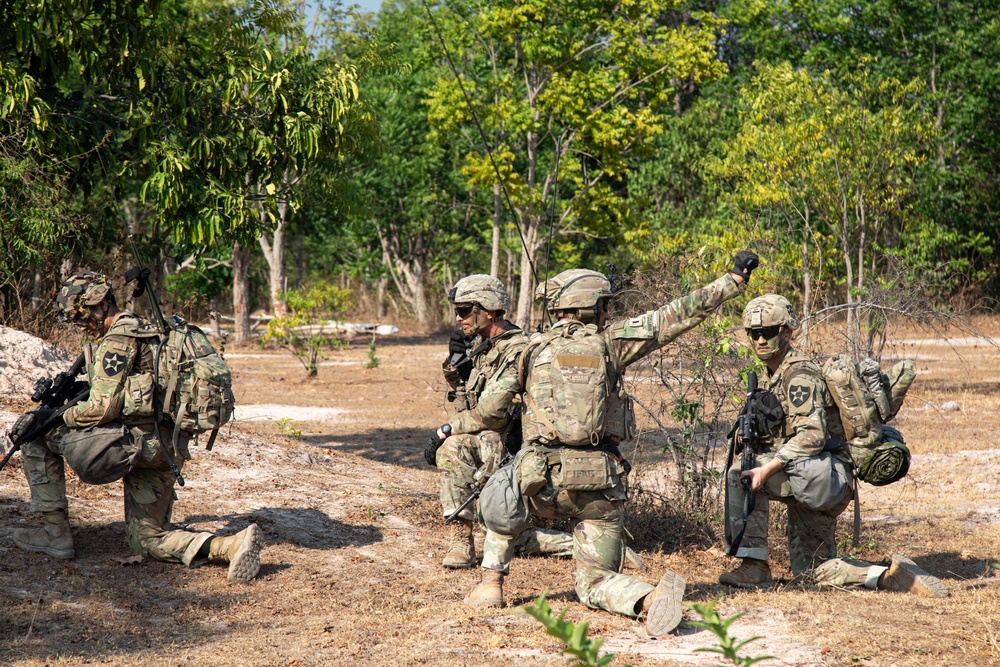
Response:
[858,439,911,486]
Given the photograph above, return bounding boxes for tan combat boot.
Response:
[641,570,686,636]
[463,569,504,608]
[13,510,75,559]
[208,524,263,582]
[442,519,476,569]
[878,554,949,598]
[719,558,773,589]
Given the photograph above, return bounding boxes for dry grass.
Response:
[0,322,997,666]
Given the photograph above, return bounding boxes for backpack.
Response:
[145,318,235,451]
[518,322,614,447]
[820,355,915,485]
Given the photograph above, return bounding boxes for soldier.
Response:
[9,272,262,582]
[427,275,585,568]
[464,252,758,637]
[721,294,947,597]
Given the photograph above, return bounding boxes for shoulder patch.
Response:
[102,351,128,376]
[788,381,812,408]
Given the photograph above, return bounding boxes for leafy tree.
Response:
[425,0,728,328]
[708,61,934,342]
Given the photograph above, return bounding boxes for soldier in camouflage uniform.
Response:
[9,272,262,582]
[427,275,579,568]
[721,294,947,597]
[465,252,759,637]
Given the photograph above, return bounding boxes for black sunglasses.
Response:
[454,304,476,319]
[745,326,782,340]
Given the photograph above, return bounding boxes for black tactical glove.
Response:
[424,424,452,467]
[10,407,55,443]
[449,330,470,357]
[446,330,473,383]
[733,250,760,282]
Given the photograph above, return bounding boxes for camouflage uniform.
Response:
[483,273,744,618]
[723,295,947,596]
[723,347,854,574]
[21,311,215,565]
[438,326,572,558]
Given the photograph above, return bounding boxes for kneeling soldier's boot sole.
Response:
[228,525,263,582]
[882,554,949,598]
[645,571,686,637]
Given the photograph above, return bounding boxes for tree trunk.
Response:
[232,241,252,344]
[258,200,288,317]
[514,216,539,331]
[491,182,502,278]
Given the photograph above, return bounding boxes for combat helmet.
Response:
[536,269,612,312]
[742,294,799,330]
[449,274,510,313]
[56,271,112,322]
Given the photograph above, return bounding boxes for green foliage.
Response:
[261,283,351,377]
[523,594,622,667]
[687,599,774,667]
[275,417,302,438]
[365,336,379,369]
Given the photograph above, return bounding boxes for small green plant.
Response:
[523,594,623,667]
[261,283,351,378]
[687,600,773,667]
[275,417,302,438]
[365,335,379,369]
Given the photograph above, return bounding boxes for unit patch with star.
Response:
[102,352,128,376]
[787,381,812,408]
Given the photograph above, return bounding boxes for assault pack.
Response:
[517,321,633,447]
[820,355,917,485]
[154,318,235,451]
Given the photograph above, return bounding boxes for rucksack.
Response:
[144,318,235,451]
[518,322,614,447]
[819,355,916,486]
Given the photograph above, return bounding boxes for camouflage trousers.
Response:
[436,431,506,521]
[21,423,213,566]
[436,430,572,557]
[725,453,853,574]
[482,485,651,619]
[812,557,889,589]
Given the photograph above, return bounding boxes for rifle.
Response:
[444,451,513,524]
[727,370,761,557]
[125,231,185,486]
[1,353,90,473]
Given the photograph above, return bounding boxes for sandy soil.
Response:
[0,325,998,667]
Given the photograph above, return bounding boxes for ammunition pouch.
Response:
[553,448,619,491]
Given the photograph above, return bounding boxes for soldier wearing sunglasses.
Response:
[722,294,947,597]
[427,276,583,570]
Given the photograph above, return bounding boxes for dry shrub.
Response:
[609,259,751,553]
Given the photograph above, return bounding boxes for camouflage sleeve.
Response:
[447,352,521,435]
[607,274,743,369]
[63,334,134,428]
[775,373,828,462]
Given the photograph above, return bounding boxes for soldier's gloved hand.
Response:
[10,413,37,441]
[449,330,469,357]
[732,251,760,282]
[424,424,452,467]
[10,407,55,442]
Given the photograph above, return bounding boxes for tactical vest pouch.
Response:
[554,449,618,491]
[603,391,635,444]
[122,372,156,419]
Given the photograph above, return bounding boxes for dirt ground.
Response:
[1,323,998,667]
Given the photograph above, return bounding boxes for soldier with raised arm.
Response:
[465,253,758,637]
